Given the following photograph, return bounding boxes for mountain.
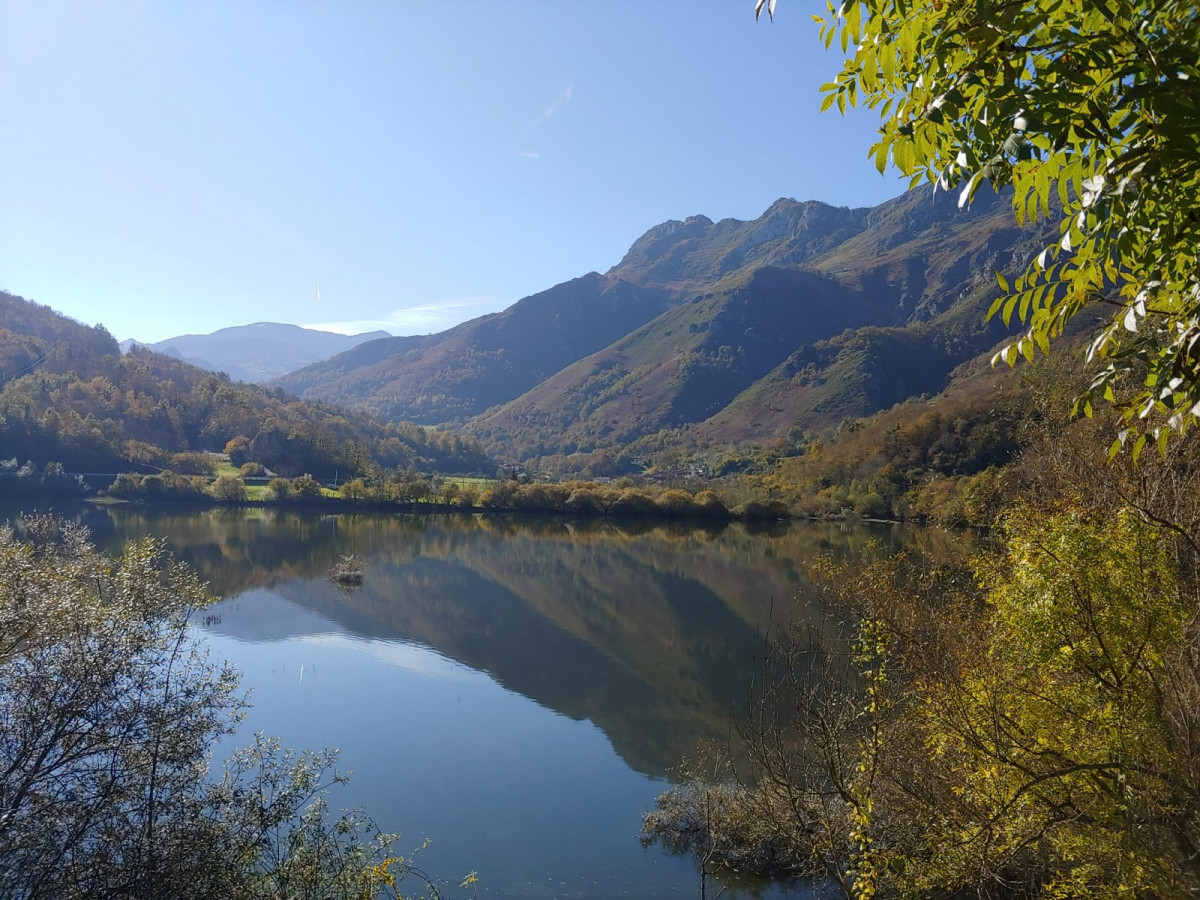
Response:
[123,322,392,383]
[274,185,1055,470]
[276,273,671,423]
[0,292,489,477]
[606,198,872,290]
[467,266,896,458]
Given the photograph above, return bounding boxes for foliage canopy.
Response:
[812,0,1200,446]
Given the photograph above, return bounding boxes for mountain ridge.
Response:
[269,186,1049,472]
[125,322,393,383]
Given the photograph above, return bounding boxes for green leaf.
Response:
[1132,433,1147,463]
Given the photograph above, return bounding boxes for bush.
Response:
[339,477,372,501]
[852,491,889,519]
[515,483,571,511]
[481,480,520,508]
[656,489,699,517]
[209,475,247,502]
[0,516,435,898]
[692,490,731,519]
[732,499,790,520]
[266,477,292,501]
[565,487,607,515]
[169,451,217,476]
[609,490,657,517]
[107,472,143,497]
[291,474,323,499]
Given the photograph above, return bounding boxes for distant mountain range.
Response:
[267,185,1051,470]
[122,322,391,383]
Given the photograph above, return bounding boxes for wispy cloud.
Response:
[531,83,573,129]
[305,297,506,337]
[518,150,542,160]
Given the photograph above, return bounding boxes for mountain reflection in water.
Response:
[51,506,955,897]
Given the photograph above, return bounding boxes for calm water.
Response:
[21,505,943,898]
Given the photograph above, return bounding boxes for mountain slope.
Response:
[689,187,1054,445]
[467,188,1052,462]
[127,322,392,383]
[467,266,898,457]
[607,198,872,290]
[275,273,671,423]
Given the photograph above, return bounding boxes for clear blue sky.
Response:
[1,1,904,343]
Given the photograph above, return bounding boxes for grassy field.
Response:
[212,460,242,478]
[244,484,269,501]
[441,476,496,490]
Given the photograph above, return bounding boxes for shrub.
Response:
[565,487,607,515]
[692,490,731,519]
[852,491,889,519]
[291,474,323,500]
[732,499,790,520]
[656,489,699,517]
[169,451,217,476]
[266,477,292,501]
[0,516,437,898]
[609,490,657,517]
[209,475,247,502]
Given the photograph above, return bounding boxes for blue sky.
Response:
[1,1,904,343]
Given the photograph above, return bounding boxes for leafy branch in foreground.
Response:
[813,0,1200,446]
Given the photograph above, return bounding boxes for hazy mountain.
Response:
[273,185,1053,469]
[124,322,392,383]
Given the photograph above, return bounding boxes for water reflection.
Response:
[10,504,965,897]
[78,508,923,776]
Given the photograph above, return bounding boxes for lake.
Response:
[27,504,937,898]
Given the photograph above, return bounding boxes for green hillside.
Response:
[470,188,1056,466]
[0,292,490,478]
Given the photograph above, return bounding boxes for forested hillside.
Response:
[0,292,489,478]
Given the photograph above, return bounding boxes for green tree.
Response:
[339,476,372,501]
[646,500,1200,895]
[266,476,293,502]
[811,0,1200,446]
[209,474,248,502]
[169,450,217,476]
[291,473,323,500]
[903,503,1195,895]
